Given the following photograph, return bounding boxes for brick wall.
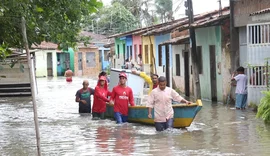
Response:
[234,0,270,27]
[74,47,100,77]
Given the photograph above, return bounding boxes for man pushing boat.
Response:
[147,76,192,131]
[109,72,135,124]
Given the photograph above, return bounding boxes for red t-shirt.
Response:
[110,85,135,116]
[153,84,158,89]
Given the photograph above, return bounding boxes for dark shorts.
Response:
[114,112,128,124]
[154,118,174,131]
[79,105,91,114]
[92,112,105,120]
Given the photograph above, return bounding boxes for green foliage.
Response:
[0,0,102,53]
[155,0,173,22]
[257,91,270,123]
[82,2,138,35]
[0,42,12,60]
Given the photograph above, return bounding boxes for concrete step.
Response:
[0,83,32,97]
[0,92,32,97]
[0,83,31,88]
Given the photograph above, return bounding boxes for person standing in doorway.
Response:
[109,72,135,124]
[92,76,111,120]
[64,68,73,82]
[147,76,192,131]
[231,66,248,109]
[75,80,95,114]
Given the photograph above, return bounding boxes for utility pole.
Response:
[218,0,222,16]
[185,0,201,99]
[21,17,41,156]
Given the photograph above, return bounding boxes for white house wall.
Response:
[172,44,185,92]
[35,50,57,77]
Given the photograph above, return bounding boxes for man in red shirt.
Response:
[109,72,135,124]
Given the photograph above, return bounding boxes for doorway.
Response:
[165,44,170,87]
[47,53,53,76]
[78,52,83,76]
[209,45,217,101]
[184,51,190,96]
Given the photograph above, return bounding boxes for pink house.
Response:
[132,35,142,65]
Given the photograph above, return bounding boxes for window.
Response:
[158,45,162,66]
[130,46,132,58]
[145,45,149,64]
[249,66,266,86]
[176,54,180,76]
[104,50,110,61]
[117,44,119,59]
[196,46,203,74]
[139,45,142,55]
[248,24,270,44]
[86,52,96,67]
[127,45,129,59]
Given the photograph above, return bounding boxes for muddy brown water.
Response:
[0,77,270,156]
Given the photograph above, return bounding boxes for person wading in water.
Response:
[75,80,95,114]
[64,68,73,82]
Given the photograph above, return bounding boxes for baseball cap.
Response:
[99,76,106,81]
[119,72,127,79]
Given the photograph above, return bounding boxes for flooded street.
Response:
[1,77,270,156]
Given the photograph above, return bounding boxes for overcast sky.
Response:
[101,0,230,19]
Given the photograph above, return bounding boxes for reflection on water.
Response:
[0,77,270,155]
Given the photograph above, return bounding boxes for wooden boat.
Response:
[105,99,203,128]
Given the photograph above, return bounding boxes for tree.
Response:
[155,0,173,23]
[111,0,158,27]
[0,0,102,60]
[82,2,138,36]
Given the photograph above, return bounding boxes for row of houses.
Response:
[107,7,231,103]
[31,31,112,78]
[107,0,270,105]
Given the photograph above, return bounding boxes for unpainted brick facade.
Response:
[74,47,100,76]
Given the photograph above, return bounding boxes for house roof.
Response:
[31,41,58,50]
[175,7,230,32]
[250,8,270,16]
[80,31,110,44]
[108,7,230,38]
[160,35,190,46]
[77,43,99,49]
[108,17,189,38]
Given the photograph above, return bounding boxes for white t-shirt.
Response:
[234,74,248,94]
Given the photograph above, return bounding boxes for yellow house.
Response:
[142,35,156,74]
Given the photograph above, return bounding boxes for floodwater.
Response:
[1,77,270,156]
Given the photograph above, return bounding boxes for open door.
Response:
[184,51,190,96]
[78,52,83,76]
[165,44,170,86]
[47,53,53,76]
[209,45,217,101]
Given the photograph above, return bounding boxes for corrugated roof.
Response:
[80,31,110,44]
[250,8,270,16]
[160,35,190,45]
[174,8,230,33]
[144,7,230,36]
[31,41,58,50]
[107,7,230,39]
[108,17,189,38]
[77,43,98,49]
